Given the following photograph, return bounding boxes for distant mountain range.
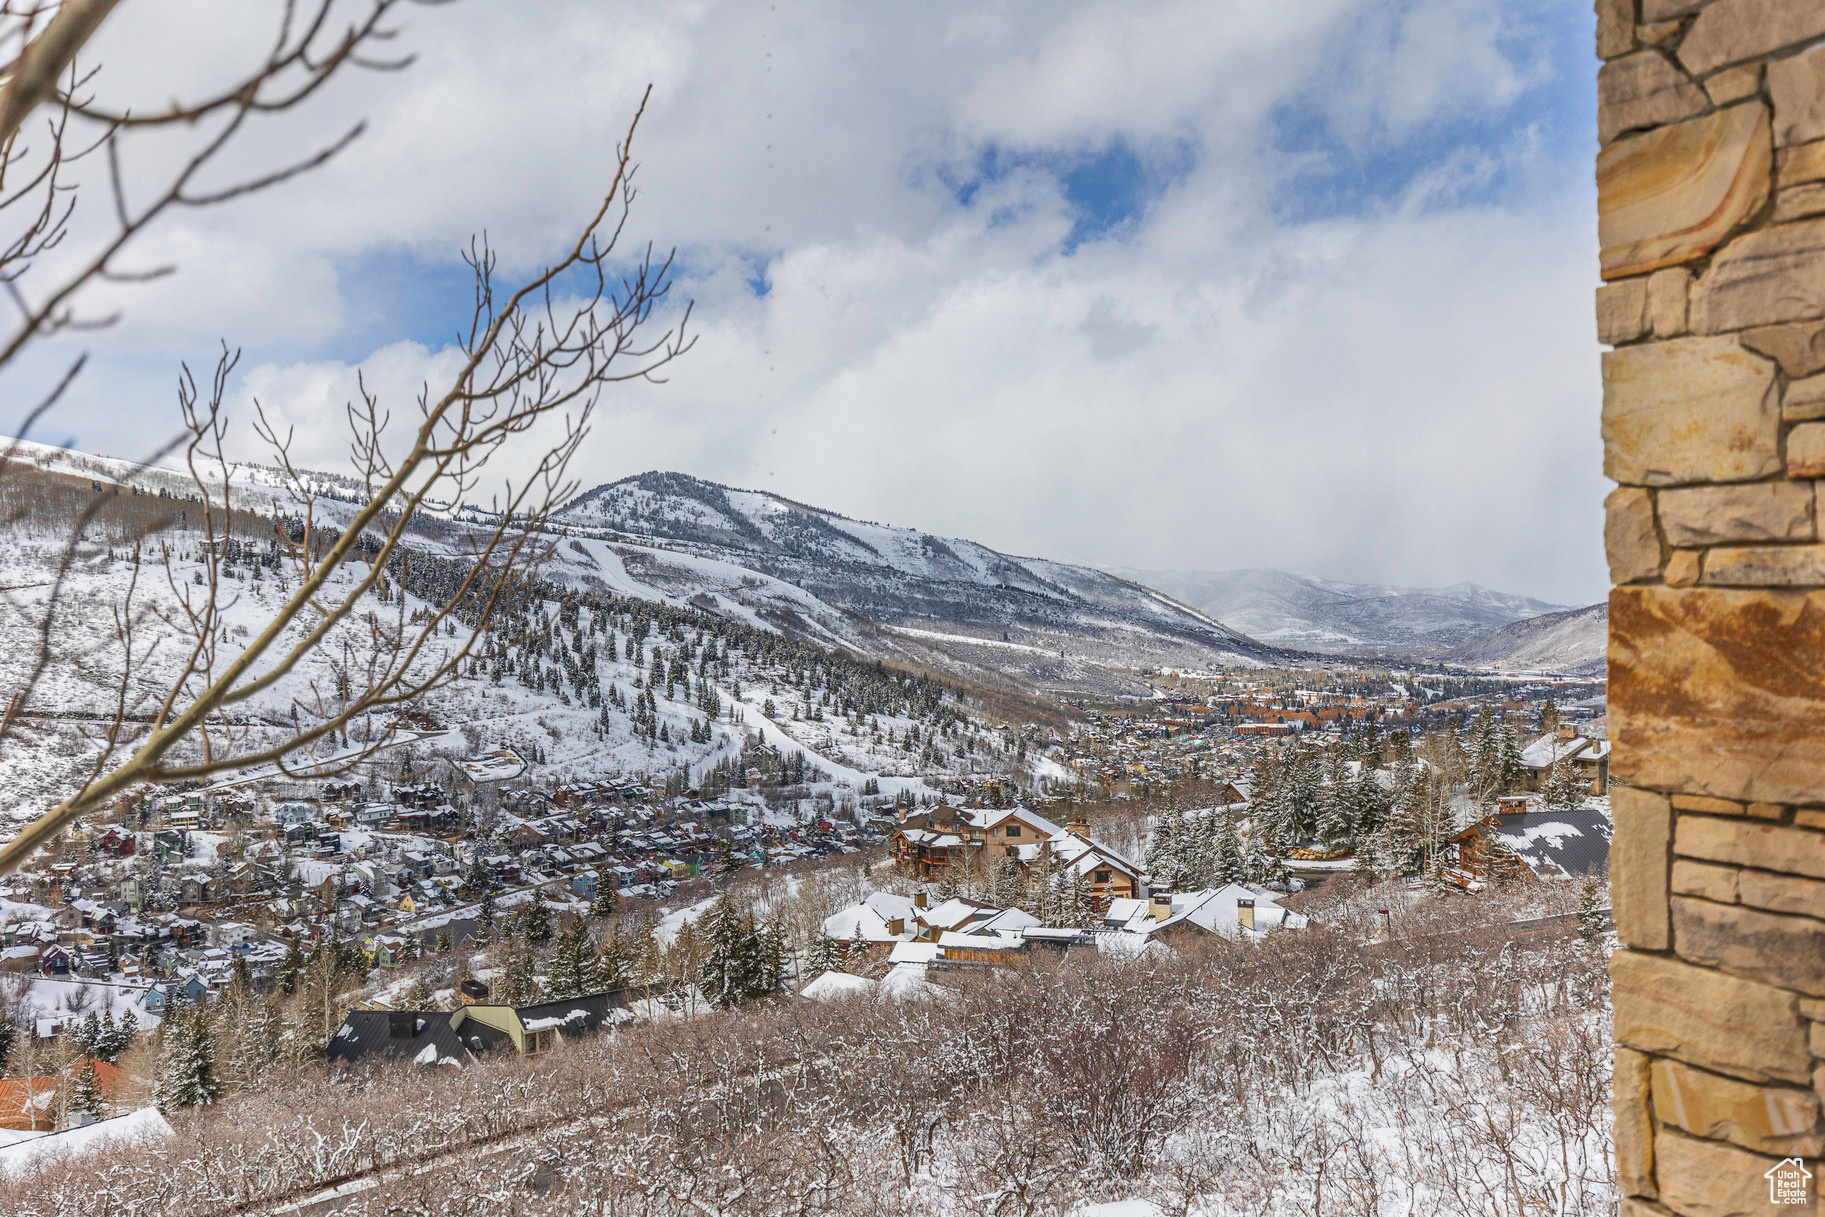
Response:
[1117,566,1573,658]
[1438,602,1607,676]
[558,482,1607,682]
[555,472,1279,694]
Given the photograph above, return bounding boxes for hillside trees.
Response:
[154,1004,222,1113]
[0,9,693,875]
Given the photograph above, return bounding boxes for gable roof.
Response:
[326,1008,506,1067]
[821,892,915,943]
[1489,809,1613,879]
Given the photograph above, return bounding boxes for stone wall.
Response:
[1597,2,1825,1213]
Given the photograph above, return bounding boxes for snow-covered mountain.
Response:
[1437,602,1607,676]
[0,442,1047,829]
[1118,566,1570,657]
[556,472,1278,691]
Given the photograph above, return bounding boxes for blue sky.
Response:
[25,0,1608,605]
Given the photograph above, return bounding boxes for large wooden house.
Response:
[889,806,1144,907]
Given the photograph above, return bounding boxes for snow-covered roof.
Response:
[965,807,1064,837]
[799,970,877,1001]
[936,930,1022,950]
[0,1107,172,1179]
[887,941,942,964]
[972,907,1041,936]
[820,892,915,943]
[915,897,989,931]
[1102,885,1305,940]
[880,962,950,1002]
[1519,733,1594,770]
[1491,809,1613,879]
[1048,831,1142,880]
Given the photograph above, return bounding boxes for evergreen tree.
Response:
[435,929,453,953]
[1497,717,1526,795]
[155,1005,222,1113]
[498,946,540,1007]
[756,922,789,996]
[68,1056,104,1122]
[1544,761,1588,811]
[596,922,635,992]
[588,882,620,920]
[277,937,304,995]
[1048,868,1092,927]
[113,1010,139,1059]
[0,1006,15,1075]
[808,933,844,976]
[987,854,1026,909]
[1212,813,1244,885]
[475,891,498,945]
[701,902,770,1010]
[1537,697,1561,735]
[1578,880,1607,942]
[544,918,593,999]
[1316,757,1356,853]
[519,888,554,943]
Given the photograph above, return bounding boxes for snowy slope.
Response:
[557,472,1279,690]
[1120,566,1569,656]
[1438,602,1607,676]
[0,443,1035,831]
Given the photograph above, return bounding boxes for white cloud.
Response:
[13,0,1603,605]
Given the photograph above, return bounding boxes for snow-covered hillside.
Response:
[557,472,1278,690]
[1120,566,1569,657]
[0,443,1036,830]
[1438,602,1607,676]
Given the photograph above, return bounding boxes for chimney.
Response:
[1068,817,1090,839]
[1150,890,1173,923]
[1237,898,1256,933]
[886,917,904,936]
[914,889,928,910]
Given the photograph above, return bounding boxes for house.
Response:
[1042,819,1144,906]
[96,828,136,858]
[820,892,917,946]
[888,805,975,880]
[1518,726,1611,795]
[1444,807,1614,888]
[1101,885,1307,945]
[0,1057,132,1131]
[889,805,1140,909]
[326,989,639,1067]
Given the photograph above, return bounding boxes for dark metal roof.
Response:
[1491,809,1613,879]
[326,1008,507,1066]
[326,989,644,1067]
[515,990,633,1036]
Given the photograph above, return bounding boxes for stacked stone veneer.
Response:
[1597,2,1825,1213]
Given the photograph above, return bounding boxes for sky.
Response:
[10,0,1605,605]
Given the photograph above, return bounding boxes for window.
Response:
[1094,870,1111,884]
[1005,825,1022,838]
[1006,846,1018,857]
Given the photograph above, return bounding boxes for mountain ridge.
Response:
[1118,565,1571,657]
[1437,602,1607,676]
[556,471,1281,693]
